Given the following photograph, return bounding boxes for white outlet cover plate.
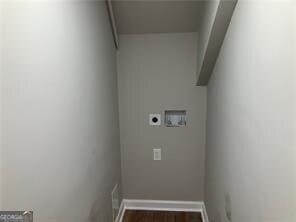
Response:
[149,114,161,126]
[153,148,162,160]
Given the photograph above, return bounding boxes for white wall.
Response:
[294,3,296,220]
[0,2,3,209]
[205,1,296,222]
[117,33,207,201]
[196,0,219,77]
[0,1,121,221]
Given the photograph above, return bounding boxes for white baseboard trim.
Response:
[201,202,209,222]
[115,200,125,222]
[116,199,209,222]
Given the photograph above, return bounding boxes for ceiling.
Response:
[111,0,206,35]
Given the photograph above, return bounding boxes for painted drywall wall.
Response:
[117,33,207,201]
[291,1,296,221]
[0,1,121,221]
[197,0,237,85]
[294,3,296,220]
[0,2,3,209]
[205,1,296,222]
[196,0,219,80]
[112,1,206,34]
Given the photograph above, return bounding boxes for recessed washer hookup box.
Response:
[0,211,33,222]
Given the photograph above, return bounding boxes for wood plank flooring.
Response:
[122,210,203,222]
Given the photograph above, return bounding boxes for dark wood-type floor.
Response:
[123,210,203,222]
